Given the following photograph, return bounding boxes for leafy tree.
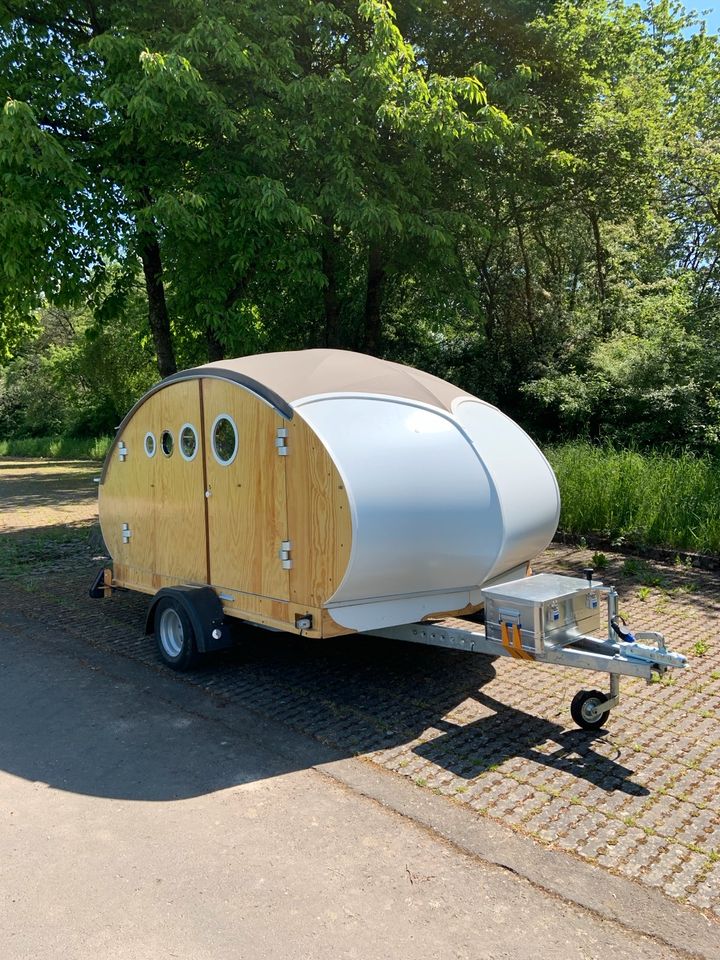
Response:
[1,0,719,454]
[0,0,511,371]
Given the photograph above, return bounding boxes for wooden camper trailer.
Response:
[97,349,560,667]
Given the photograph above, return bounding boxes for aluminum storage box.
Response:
[481,574,603,656]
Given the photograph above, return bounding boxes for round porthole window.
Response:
[144,432,156,458]
[179,423,198,462]
[161,429,174,457]
[212,414,237,465]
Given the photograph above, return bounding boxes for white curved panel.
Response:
[452,399,560,580]
[296,397,504,615]
[328,588,484,633]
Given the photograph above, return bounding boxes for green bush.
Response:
[0,435,112,460]
[546,442,720,553]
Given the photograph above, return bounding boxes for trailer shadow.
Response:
[411,690,648,796]
[196,624,648,798]
[0,627,310,803]
[0,569,649,803]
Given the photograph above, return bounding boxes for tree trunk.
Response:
[206,325,225,362]
[321,220,341,347]
[361,243,385,355]
[140,238,176,378]
[588,210,611,334]
[514,215,537,345]
[589,211,607,301]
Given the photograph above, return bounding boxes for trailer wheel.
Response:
[571,689,609,730]
[155,597,199,671]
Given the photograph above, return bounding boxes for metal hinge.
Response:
[118,441,128,462]
[275,427,288,456]
[279,539,292,569]
[122,522,132,544]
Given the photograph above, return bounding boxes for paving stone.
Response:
[3,461,720,913]
[640,844,695,889]
[688,861,720,914]
[663,853,711,902]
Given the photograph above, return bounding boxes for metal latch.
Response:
[118,441,128,462]
[275,428,288,456]
[122,522,132,544]
[279,539,292,569]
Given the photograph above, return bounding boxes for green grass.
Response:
[0,525,94,577]
[546,442,720,554]
[0,435,112,461]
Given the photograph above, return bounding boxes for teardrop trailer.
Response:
[93,349,686,729]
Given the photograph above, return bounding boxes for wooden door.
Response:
[201,379,290,601]
[99,379,208,587]
[152,380,208,583]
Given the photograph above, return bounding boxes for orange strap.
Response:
[500,622,534,661]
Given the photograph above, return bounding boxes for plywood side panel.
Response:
[99,405,158,574]
[154,380,207,583]
[99,382,207,584]
[202,379,290,601]
[286,412,352,608]
[112,564,341,638]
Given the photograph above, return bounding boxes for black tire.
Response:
[154,596,199,671]
[570,689,609,730]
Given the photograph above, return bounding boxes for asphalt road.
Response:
[0,616,707,960]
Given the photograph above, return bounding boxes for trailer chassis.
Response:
[365,577,686,730]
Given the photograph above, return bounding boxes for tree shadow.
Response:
[0,469,98,512]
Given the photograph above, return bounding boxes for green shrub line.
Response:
[546,442,720,555]
[2,436,718,554]
[0,435,112,461]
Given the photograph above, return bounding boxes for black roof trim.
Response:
[99,367,293,484]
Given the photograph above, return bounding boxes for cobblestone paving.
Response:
[1,458,718,919]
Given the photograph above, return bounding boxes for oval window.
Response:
[144,432,156,458]
[161,429,174,457]
[179,423,198,462]
[212,414,237,465]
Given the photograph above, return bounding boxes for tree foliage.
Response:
[0,0,718,450]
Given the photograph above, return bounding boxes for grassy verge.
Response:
[546,442,720,554]
[0,435,112,460]
[2,435,717,554]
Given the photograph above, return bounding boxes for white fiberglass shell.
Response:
[294,394,560,631]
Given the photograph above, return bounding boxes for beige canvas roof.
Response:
[199,349,475,413]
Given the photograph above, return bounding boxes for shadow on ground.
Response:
[0,558,649,802]
[0,469,98,511]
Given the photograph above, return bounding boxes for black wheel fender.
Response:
[146,586,229,653]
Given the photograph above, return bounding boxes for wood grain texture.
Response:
[202,379,290,601]
[99,381,207,584]
[154,380,207,582]
[102,379,357,638]
[112,563,326,638]
[285,411,352,608]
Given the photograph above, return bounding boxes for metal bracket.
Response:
[122,522,132,544]
[275,427,288,456]
[118,441,128,462]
